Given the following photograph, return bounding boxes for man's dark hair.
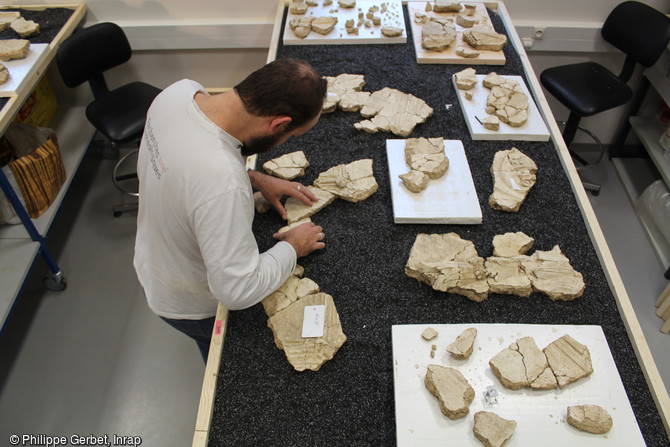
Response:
[234,58,327,131]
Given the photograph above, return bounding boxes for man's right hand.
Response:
[273,222,325,257]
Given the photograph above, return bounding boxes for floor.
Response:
[0,140,668,446]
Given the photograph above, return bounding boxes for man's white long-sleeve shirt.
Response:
[133,79,296,319]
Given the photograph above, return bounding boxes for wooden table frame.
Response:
[192,2,670,445]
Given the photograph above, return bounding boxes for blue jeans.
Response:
[160,316,215,363]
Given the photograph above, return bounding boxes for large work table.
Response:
[193,1,670,446]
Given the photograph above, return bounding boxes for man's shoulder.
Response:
[161,79,205,96]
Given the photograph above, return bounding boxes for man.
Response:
[133,58,327,361]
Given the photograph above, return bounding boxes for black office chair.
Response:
[540,1,670,196]
[56,22,161,215]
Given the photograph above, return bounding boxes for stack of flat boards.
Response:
[283,0,407,45]
[386,139,481,224]
[407,1,505,65]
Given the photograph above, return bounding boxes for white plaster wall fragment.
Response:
[489,147,537,212]
[263,150,310,180]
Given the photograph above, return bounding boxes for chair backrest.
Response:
[56,22,132,98]
[601,1,670,80]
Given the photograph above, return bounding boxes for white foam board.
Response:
[386,139,482,224]
[0,43,49,96]
[453,74,551,141]
[392,323,645,447]
[283,0,406,45]
[407,2,506,65]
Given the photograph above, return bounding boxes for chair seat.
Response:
[540,62,632,117]
[86,82,161,144]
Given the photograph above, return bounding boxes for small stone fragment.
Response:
[456,45,480,58]
[277,218,312,234]
[311,16,338,35]
[433,0,462,12]
[489,336,557,390]
[422,327,438,340]
[289,1,309,14]
[424,364,474,419]
[289,17,314,38]
[463,26,507,51]
[454,67,478,90]
[486,256,533,297]
[262,274,320,317]
[481,116,499,131]
[399,169,429,193]
[0,63,8,85]
[543,334,594,387]
[522,246,585,300]
[314,158,378,202]
[425,1,433,12]
[338,0,356,8]
[381,26,403,37]
[0,11,20,31]
[285,186,336,223]
[473,411,517,447]
[421,20,456,51]
[263,150,309,180]
[463,3,477,16]
[405,233,489,302]
[322,73,366,113]
[488,147,537,212]
[10,18,39,38]
[404,137,449,179]
[0,39,30,61]
[338,91,370,112]
[567,405,613,435]
[492,232,534,257]
[456,13,478,28]
[447,327,477,359]
[253,191,271,214]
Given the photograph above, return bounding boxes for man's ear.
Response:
[269,116,292,134]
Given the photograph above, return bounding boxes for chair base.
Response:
[558,119,603,196]
[112,201,138,217]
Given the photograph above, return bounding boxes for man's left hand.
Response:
[248,170,317,220]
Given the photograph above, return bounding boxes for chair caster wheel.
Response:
[43,274,66,291]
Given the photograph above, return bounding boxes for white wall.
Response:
[12,0,668,144]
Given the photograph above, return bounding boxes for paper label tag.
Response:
[509,178,521,190]
[302,305,325,338]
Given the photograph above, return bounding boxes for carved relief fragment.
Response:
[314,158,378,202]
[424,364,474,419]
[489,147,537,212]
[263,150,310,180]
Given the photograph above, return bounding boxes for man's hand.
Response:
[248,170,317,220]
[273,222,325,257]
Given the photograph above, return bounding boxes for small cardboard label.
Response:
[302,305,325,338]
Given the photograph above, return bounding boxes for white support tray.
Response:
[0,43,49,96]
[453,73,551,141]
[407,1,506,65]
[282,0,406,45]
[386,139,482,224]
[392,323,645,447]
